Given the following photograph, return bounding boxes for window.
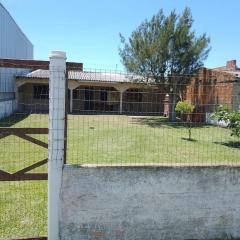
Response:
[33,85,49,99]
[100,89,108,101]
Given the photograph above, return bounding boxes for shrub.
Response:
[175,101,195,114]
[213,104,240,137]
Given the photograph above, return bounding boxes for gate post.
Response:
[48,51,67,240]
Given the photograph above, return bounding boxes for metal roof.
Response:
[16,69,146,83]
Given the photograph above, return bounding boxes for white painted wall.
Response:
[60,166,240,240]
[205,112,228,127]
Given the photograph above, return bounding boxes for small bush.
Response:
[213,104,240,137]
[175,101,195,114]
[175,101,195,140]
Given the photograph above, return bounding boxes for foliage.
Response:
[119,7,210,121]
[212,104,229,122]
[175,101,194,114]
[213,104,240,137]
[119,8,210,81]
[175,101,195,140]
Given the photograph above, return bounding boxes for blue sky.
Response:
[1,0,239,70]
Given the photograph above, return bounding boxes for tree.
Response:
[213,105,240,137]
[175,101,195,140]
[119,7,210,121]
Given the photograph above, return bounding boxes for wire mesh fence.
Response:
[66,68,240,166]
[0,64,240,239]
[0,68,48,239]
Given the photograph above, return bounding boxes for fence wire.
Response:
[0,65,240,239]
[0,68,48,239]
[66,68,240,166]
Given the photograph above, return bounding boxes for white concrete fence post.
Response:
[48,51,67,240]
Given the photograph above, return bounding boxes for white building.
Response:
[0,3,33,118]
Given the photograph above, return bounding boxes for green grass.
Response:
[67,115,240,165]
[0,113,240,238]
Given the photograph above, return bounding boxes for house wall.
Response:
[232,82,240,111]
[123,89,164,114]
[185,68,235,122]
[18,83,49,112]
[60,165,240,240]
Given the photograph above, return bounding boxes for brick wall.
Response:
[185,68,235,122]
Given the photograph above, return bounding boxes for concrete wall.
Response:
[60,166,240,240]
[205,112,228,127]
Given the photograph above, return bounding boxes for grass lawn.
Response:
[0,113,239,238]
[67,114,240,165]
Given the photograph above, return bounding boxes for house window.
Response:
[100,89,108,101]
[33,85,49,99]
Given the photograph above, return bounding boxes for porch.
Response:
[17,82,165,115]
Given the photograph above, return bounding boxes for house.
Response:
[185,60,240,122]
[16,68,166,115]
[14,59,240,119]
[213,59,240,77]
[0,3,33,119]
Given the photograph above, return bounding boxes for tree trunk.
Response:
[187,114,192,140]
[169,83,177,122]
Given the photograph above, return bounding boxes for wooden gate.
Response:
[0,58,82,240]
[0,127,48,181]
